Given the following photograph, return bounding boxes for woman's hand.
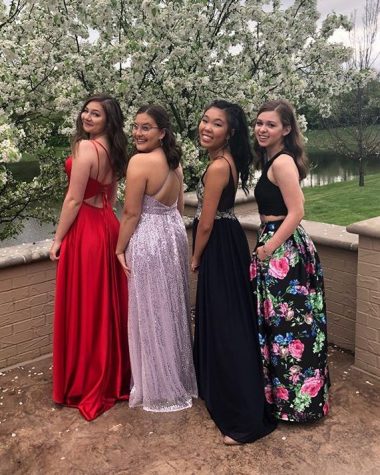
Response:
[49,239,62,261]
[191,256,200,273]
[116,252,130,277]
[256,245,271,261]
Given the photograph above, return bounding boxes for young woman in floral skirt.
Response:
[250,99,330,422]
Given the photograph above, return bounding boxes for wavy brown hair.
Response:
[253,99,309,180]
[134,104,182,170]
[203,99,253,194]
[72,94,128,179]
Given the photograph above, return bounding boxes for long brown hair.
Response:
[134,104,182,170]
[203,100,253,194]
[72,94,128,179]
[253,99,308,180]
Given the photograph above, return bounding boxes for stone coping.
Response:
[240,215,358,251]
[184,188,255,207]
[0,238,52,269]
[0,216,359,270]
[347,216,380,239]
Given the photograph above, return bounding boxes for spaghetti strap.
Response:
[92,139,111,161]
[90,141,101,181]
[151,170,172,198]
[221,156,232,173]
[173,167,182,184]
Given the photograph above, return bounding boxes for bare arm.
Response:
[116,154,147,274]
[49,141,94,260]
[176,164,185,216]
[191,160,229,271]
[261,154,304,256]
[109,180,118,208]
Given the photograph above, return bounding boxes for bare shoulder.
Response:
[272,153,299,181]
[128,153,147,169]
[273,153,296,166]
[175,163,184,177]
[72,139,96,159]
[207,157,230,176]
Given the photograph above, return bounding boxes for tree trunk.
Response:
[359,158,365,186]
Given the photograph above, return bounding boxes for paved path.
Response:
[0,348,379,475]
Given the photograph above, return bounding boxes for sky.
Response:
[287,0,380,69]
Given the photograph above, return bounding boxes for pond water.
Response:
[1,154,380,248]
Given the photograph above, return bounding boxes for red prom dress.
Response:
[53,140,131,421]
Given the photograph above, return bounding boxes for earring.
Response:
[159,138,163,146]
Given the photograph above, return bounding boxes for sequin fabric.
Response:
[195,176,237,220]
[125,194,197,412]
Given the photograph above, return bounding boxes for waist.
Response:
[142,206,178,216]
[260,214,287,223]
[259,219,285,231]
[195,206,236,220]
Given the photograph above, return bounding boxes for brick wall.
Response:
[3,215,380,380]
[318,244,357,352]
[347,218,380,379]
[188,217,359,353]
[0,245,55,369]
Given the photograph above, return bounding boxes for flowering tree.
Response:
[324,0,380,186]
[0,0,353,240]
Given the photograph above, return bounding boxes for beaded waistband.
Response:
[195,206,236,220]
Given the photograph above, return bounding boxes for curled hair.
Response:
[203,99,253,194]
[253,99,309,180]
[134,104,182,170]
[72,94,128,179]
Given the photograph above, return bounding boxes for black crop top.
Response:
[254,150,295,216]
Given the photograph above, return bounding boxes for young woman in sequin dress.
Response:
[116,104,197,412]
[250,99,330,422]
[192,100,277,445]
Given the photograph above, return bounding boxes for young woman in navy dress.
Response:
[192,100,277,445]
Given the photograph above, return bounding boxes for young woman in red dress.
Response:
[49,94,131,420]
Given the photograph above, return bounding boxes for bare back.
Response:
[144,150,182,207]
[84,139,115,208]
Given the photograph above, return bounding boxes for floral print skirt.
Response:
[250,221,330,422]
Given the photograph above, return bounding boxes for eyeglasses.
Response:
[132,124,160,133]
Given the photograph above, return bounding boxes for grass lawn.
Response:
[303,173,380,226]
[305,124,380,155]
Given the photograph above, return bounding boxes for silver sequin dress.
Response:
[126,194,197,412]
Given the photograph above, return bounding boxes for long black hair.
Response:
[134,104,182,170]
[72,94,128,179]
[253,99,308,180]
[203,99,253,193]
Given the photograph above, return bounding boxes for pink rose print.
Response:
[265,385,274,404]
[279,302,289,317]
[263,299,275,319]
[288,339,304,360]
[323,401,330,416]
[275,386,289,401]
[301,376,324,398]
[289,365,302,382]
[280,413,289,421]
[305,262,315,274]
[272,343,280,355]
[290,373,300,384]
[268,257,289,280]
[285,309,294,321]
[304,313,314,325]
[249,261,257,280]
[280,347,289,358]
[262,344,270,361]
[296,285,309,295]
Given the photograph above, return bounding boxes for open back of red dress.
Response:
[53,140,130,420]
